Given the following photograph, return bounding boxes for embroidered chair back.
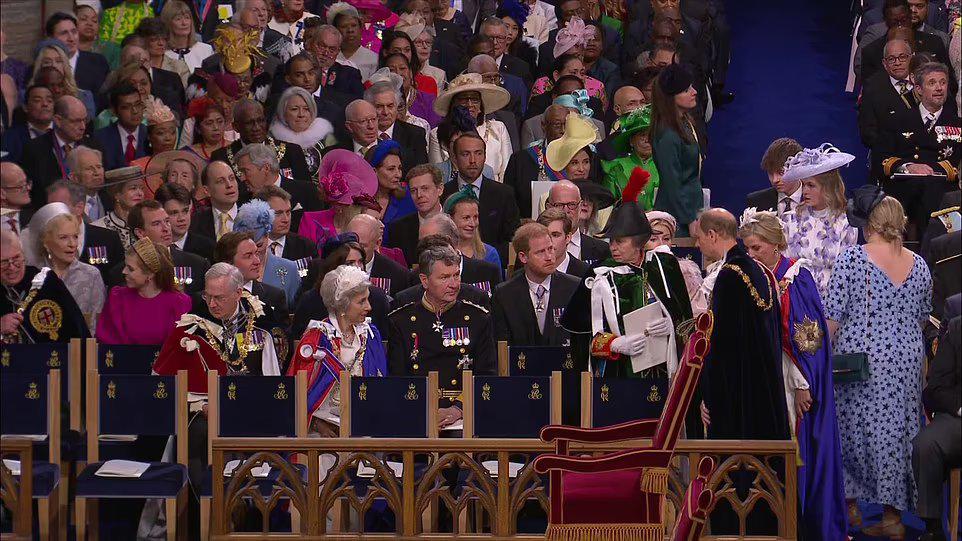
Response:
[89,340,160,374]
[464,372,561,438]
[0,370,61,465]
[2,340,81,430]
[506,345,573,376]
[210,373,307,438]
[85,369,188,464]
[342,373,435,438]
[586,374,669,428]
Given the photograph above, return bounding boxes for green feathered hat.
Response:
[612,105,653,155]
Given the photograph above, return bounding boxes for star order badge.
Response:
[793,316,823,354]
[29,299,63,340]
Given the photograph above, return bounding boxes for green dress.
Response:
[99,2,152,46]
[601,154,660,210]
[652,124,702,236]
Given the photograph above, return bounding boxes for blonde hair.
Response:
[737,212,788,251]
[38,213,80,263]
[160,0,198,46]
[29,46,81,97]
[804,169,848,215]
[449,198,486,258]
[866,196,906,246]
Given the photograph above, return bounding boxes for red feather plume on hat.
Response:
[621,167,651,204]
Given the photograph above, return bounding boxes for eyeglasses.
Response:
[414,38,433,47]
[0,181,32,193]
[201,292,235,304]
[0,254,25,270]
[884,54,911,63]
[454,96,482,105]
[546,200,581,210]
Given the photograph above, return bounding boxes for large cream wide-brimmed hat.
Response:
[433,73,511,117]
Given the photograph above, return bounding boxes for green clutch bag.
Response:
[832,352,869,384]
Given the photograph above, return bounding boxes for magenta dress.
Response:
[298,209,338,246]
[95,287,192,345]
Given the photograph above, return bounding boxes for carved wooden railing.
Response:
[209,438,797,540]
[0,438,33,541]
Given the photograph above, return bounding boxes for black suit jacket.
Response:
[292,285,391,342]
[107,246,209,294]
[746,186,778,213]
[251,280,290,323]
[93,123,149,170]
[75,51,111,95]
[384,212,421,268]
[499,53,533,89]
[369,253,414,298]
[189,207,216,240]
[180,232,216,262]
[923,316,960,415]
[461,256,503,292]
[279,233,317,262]
[23,132,103,206]
[390,121,429,175]
[442,178,521,267]
[81,222,124,280]
[578,234,611,265]
[861,31,951,85]
[875,103,961,179]
[503,149,541,218]
[922,190,961,257]
[858,72,918,152]
[492,271,579,346]
[322,63,364,100]
[560,255,590,278]
[211,138,311,184]
[150,67,186,119]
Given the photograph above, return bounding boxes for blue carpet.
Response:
[702,0,869,217]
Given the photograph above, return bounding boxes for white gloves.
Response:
[646,317,672,337]
[611,333,647,356]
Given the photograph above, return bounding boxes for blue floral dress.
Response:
[823,246,931,511]
[783,206,858,299]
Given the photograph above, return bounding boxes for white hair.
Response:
[206,262,245,290]
[65,145,103,173]
[274,86,318,128]
[364,80,403,108]
[234,143,280,172]
[320,265,371,315]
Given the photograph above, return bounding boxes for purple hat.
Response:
[317,149,381,210]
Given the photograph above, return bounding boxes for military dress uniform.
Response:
[387,297,496,407]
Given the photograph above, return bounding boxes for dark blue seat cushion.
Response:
[199,462,307,498]
[75,462,187,498]
[12,461,60,498]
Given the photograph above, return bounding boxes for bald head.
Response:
[345,99,377,145]
[346,99,376,121]
[613,85,645,115]
[466,54,498,74]
[346,213,383,263]
[53,95,87,143]
[0,163,29,209]
[547,180,582,223]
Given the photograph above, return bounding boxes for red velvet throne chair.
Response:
[670,456,718,541]
[532,312,713,541]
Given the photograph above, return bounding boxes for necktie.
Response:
[924,114,937,131]
[780,197,793,213]
[125,133,136,164]
[62,143,73,156]
[378,132,389,141]
[897,80,908,95]
[217,213,230,239]
[271,241,281,256]
[6,217,17,234]
[535,284,547,333]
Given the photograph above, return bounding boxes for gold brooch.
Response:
[793,316,823,354]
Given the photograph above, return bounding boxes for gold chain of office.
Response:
[723,264,774,311]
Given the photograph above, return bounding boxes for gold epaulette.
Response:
[931,206,960,218]
[937,160,958,183]
[882,157,902,177]
[387,301,417,317]
[461,300,490,314]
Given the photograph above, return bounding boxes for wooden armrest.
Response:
[533,448,673,475]
[539,419,659,444]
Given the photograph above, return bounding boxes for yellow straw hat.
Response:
[546,113,599,171]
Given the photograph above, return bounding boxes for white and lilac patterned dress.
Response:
[782,206,858,298]
[824,246,931,511]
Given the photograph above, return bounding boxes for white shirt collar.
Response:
[243,281,253,292]
[172,233,187,250]
[353,139,375,155]
[69,50,79,73]
[458,175,483,192]
[525,272,551,293]
[269,235,286,256]
[272,173,283,187]
[556,252,571,273]
[364,255,375,274]
[54,132,72,151]
[920,102,942,121]
[213,204,238,219]
[567,229,582,258]
[495,53,505,66]
[118,123,139,145]
[889,74,912,90]
[379,123,395,139]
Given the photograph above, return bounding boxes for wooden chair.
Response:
[532,312,713,541]
[86,339,160,374]
[462,372,562,439]
[199,371,308,540]
[950,467,960,541]
[0,438,34,541]
[0,370,62,540]
[74,370,188,541]
[668,456,718,541]
[339,372,438,438]
[1,340,83,432]
[580,372,670,428]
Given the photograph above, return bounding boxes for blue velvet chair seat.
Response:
[13,461,60,498]
[75,462,187,498]
[199,463,308,497]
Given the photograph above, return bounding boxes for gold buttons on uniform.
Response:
[410,316,416,322]
[459,348,466,353]
[464,315,470,321]
[413,364,419,370]
[914,154,919,159]
[451,379,458,385]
